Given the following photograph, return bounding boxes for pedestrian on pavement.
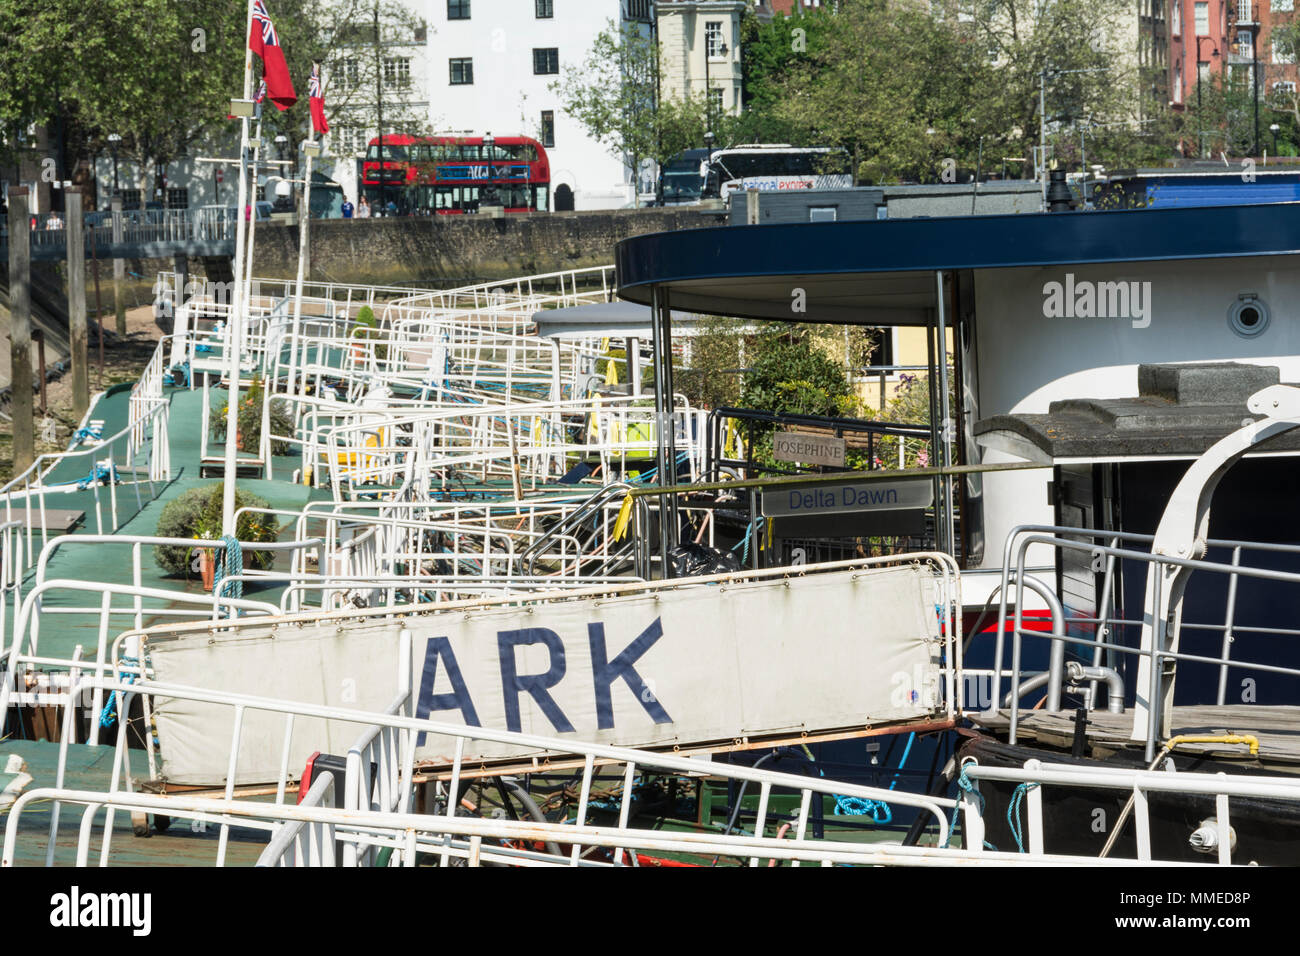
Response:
[358,196,371,219]
[341,197,355,219]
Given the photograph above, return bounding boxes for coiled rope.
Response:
[212,534,243,606]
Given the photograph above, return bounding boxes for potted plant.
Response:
[154,483,279,577]
[215,379,294,456]
[352,306,376,360]
[191,514,221,590]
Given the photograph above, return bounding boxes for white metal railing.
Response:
[19,671,966,868]
[0,393,171,560]
[982,524,1300,759]
[960,756,1300,863]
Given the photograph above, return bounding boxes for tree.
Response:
[0,1,430,205]
[553,18,715,197]
[1187,72,1263,159]
[740,324,858,421]
[962,0,1181,173]
[734,5,835,146]
[1263,20,1300,155]
[770,0,989,183]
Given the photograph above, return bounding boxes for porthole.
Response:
[1228,296,1270,338]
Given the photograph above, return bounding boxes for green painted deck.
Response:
[12,386,327,665]
[2,740,269,867]
[4,378,621,866]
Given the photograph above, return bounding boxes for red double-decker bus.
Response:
[360,134,551,214]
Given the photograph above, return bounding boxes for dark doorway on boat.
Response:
[554,184,574,211]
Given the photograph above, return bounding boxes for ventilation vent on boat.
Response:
[1228,294,1270,338]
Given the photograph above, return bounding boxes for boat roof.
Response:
[614,202,1300,325]
[532,301,708,339]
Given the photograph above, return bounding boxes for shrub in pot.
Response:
[154,483,278,576]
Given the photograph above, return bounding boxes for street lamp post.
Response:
[704,34,729,135]
[107,133,121,206]
[482,131,497,211]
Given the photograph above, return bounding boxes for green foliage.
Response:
[740,0,1179,183]
[740,325,857,421]
[154,483,277,576]
[552,19,712,175]
[675,315,745,410]
[215,379,294,456]
[355,305,377,328]
[0,1,428,196]
[734,7,835,145]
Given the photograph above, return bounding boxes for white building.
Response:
[656,1,746,123]
[324,0,656,211]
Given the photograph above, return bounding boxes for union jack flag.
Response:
[255,78,267,103]
[252,0,279,47]
[308,65,321,99]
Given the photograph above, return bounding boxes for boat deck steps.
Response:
[973,705,1300,766]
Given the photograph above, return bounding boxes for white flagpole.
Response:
[290,65,321,402]
[223,0,257,537]
[290,147,313,399]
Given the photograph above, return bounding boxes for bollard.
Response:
[7,188,35,472]
[66,189,89,419]
[111,197,126,334]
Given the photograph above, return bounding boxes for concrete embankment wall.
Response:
[248,207,724,286]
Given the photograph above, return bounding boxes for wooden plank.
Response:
[974,705,1300,763]
[0,508,84,532]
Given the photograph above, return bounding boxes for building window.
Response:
[166,188,189,209]
[536,0,553,17]
[383,57,411,89]
[1239,29,1254,57]
[627,0,652,20]
[1275,36,1296,63]
[709,87,724,118]
[1238,0,1253,19]
[450,57,474,84]
[332,58,360,93]
[706,21,726,58]
[448,0,470,19]
[1172,2,1181,34]
[540,110,555,148]
[1195,1,1208,34]
[331,127,359,155]
[533,47,559,74]
[1173,61,1183,103]
[119,188,142,207]
[808,206,837,222]
[1274,0,1295,11]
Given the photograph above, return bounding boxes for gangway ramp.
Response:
[138,555,961,786]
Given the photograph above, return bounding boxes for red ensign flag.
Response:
[248,0,296,110]
[308,62,329,134]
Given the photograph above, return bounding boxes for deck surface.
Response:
[973,705,1300,765]
[2,739,268,867]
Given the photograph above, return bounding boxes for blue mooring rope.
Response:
[941,763,998,851]
[1007,781,1040,853]
[98,657,139,728]
[212,535,243,606]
